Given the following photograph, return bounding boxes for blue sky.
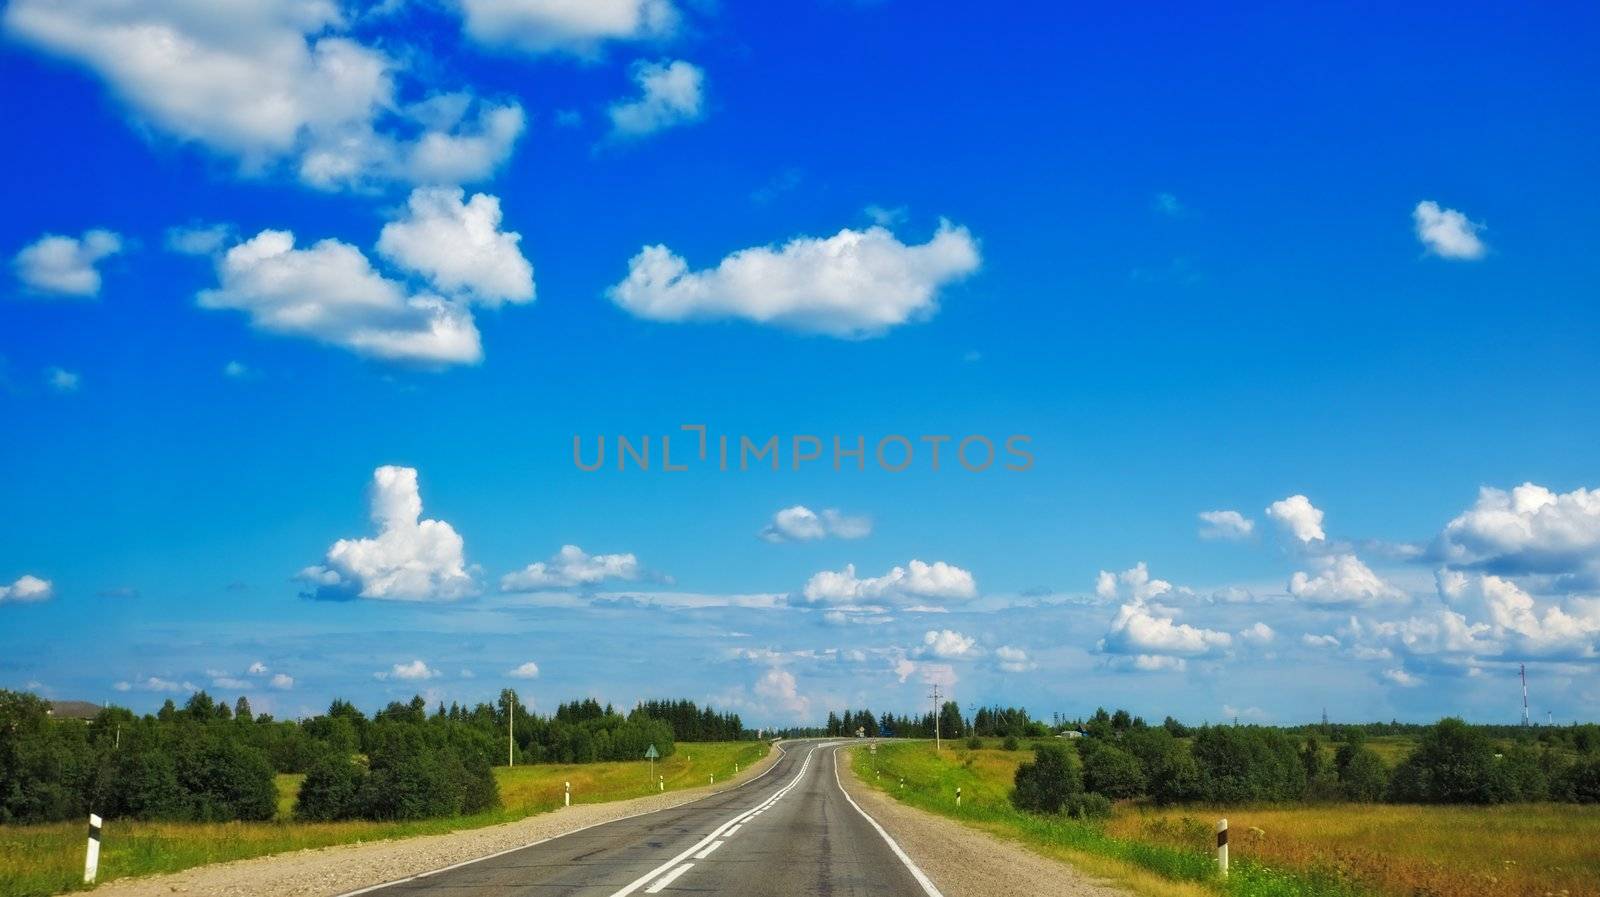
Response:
[3,1,1599,727]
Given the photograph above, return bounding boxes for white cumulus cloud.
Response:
[0,575,54,603]
[3,1,523,190]
[1413,200,1486,260]
[1100,601,1232,657]
[269,673,295,690]
[1095,562,1182,603]
[501,545,641,590]
[920,629,977,659]
[459,0,677,57]
[1439,483,1600,578]
[508,661,541,679]
[1288,554,1406,606]
[299,466,476,601]
[1238,621,1275,645]
[13,230,122,297]
[608,59,704,138]
[753,667,810,719]
[995,645,1035,673]
[608,220,980,338]
[759,506,871,542]
[801,560,976,605]
[1383,667,1423,687]
[1437,570,1599,658]
[1267,494,1326,543]
[200,230,482,365]
[376,187,534,306]
[46,368,81,393]
[1198,509,1254,540]
[379,659,438,681]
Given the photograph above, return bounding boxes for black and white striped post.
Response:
[1216,818,1229,877]
[955,786,962,807]
[564,781,570,807]
[84,814,103,884]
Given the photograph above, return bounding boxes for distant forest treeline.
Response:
[0,689,752,825]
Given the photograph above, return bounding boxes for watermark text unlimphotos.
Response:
[573,425,1033,473]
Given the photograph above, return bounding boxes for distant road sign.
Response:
[644,744,660,760]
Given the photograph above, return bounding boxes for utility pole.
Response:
[508,690,516,767]
[1521,664,1531,728]
[929,683,942,752]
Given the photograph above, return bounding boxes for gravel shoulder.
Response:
[86,744,784,897]
[837,748,1129,897]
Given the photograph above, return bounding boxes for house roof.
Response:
[48,701,101,720]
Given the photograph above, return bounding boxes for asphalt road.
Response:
[341,740,940,897]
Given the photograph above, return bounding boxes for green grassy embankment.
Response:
[0,741,769,897]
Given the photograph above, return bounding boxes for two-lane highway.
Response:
[340,741,941,897]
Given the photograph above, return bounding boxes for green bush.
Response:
[1335,745,1389,801]
[1011,742,1082,814]
[1065,791,1113,819]
[966,736,983,749]
[1388,718,1515,804]
[295,753,367,821]
[299,723,500,821]
[1191,725,1306,802]
[1123,727,1202,804]
[172,733,277,821]
[1002,735,1020,751]
[100,747,187,820]
[1554,753,1600,802]
[1080,740,1146,800]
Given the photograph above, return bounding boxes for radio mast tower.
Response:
[1520,664,1531,727]
[929,683,943,752]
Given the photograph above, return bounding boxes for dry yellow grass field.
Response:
[867,740,1600,897]
[1108,802,1600,897]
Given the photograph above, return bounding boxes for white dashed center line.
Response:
[693,840,725,860]
[644,864,694,894]
[606,744,828,897]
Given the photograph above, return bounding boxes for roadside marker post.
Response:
[1216,818,1229,877]
[955,787,961,807]
[659,775,664,792]
[84,814,102,884]
[564,781,570,808]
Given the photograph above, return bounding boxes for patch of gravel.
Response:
[87,746,782,897]
[838,750,1128,897]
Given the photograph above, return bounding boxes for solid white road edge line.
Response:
[609,744,825,897]
[830,747,947,897]
[328,742,792,897]
[643,863,694,894]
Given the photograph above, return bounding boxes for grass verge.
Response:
[0,741,769,897]
[855,741,1600,897]
[855,741,1364,897]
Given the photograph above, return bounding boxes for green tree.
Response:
[1080,740,1146,800]
[1011,743,1082,814]
[295,754,367,821]
[1335,745,1389,801]
[1388,718,1509,804]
